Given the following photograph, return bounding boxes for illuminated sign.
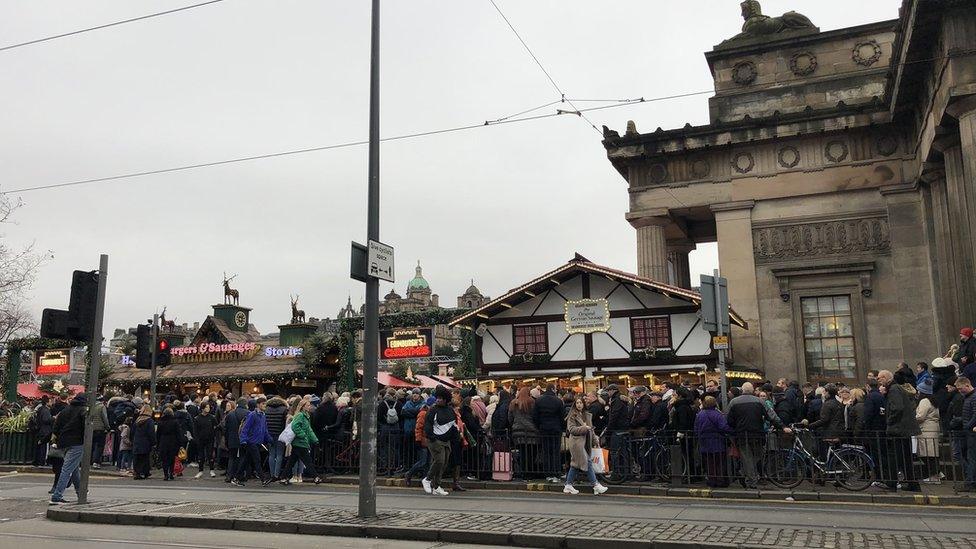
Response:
[119,355,135,366]
[36,349,71,376]
[564,298,611,334]
[264,346,303,358]
[380,327,433,359]
[171,342,257,357]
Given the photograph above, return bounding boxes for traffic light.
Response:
[40,308,70,339]
[68,270,99,340]
[155,337,171,367]
[135,324,151,369]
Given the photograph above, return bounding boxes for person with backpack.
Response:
[377,391,402,476]
[192,402,218,478]
[232,396,273,487]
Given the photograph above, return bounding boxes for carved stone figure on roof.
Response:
[728,1,815,42]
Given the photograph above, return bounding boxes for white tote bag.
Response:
[278,422,295,445]
[591,447,606,474]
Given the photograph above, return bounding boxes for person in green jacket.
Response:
[279,399,322,485]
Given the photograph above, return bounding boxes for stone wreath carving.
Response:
[732,152,755,174]
[876,135,898,157]
[852,40,883,67]
[789,51,818,76]
[778,146,800,168]
[648,163,668,184]
[825,141,849,163]
[732,61,758,85]
[691,159,710,179]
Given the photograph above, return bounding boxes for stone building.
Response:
[602,0,976,384]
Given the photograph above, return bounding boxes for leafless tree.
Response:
[0,191,49,342]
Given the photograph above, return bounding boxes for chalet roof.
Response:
[105,354,305,383]
[192,316,261,345]
[448,254,747,329]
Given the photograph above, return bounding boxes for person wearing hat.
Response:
[956,328,976,380]
[49,393,89,504]
[915,378,941,483]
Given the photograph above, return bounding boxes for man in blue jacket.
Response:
[231,396,272,487]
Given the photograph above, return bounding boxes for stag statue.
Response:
[223,272,239,305]
[290,294,306,324]
[160,306,176,332]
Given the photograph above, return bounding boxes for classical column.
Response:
[667,240,696,289]
[922,163,959,346]
[632,218,670,282]
[880,182,941,360]
[711,200,763,371]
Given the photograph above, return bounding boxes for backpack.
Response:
[385,402,399,425]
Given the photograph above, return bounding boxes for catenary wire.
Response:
[0,1,225,53]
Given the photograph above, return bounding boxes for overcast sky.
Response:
[1,0,898,336]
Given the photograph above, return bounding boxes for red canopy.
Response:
[413,375,442,389]
[17,383,86,400]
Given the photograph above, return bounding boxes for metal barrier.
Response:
[0,432,33,464]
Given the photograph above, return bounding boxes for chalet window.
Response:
[631,317,671,350]
[801,295,857,380]
[513,324,548,354]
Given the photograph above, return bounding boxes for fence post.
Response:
[670,443,683,487]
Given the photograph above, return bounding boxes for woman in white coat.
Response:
[915,378,941,483]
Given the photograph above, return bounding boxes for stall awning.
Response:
[17,383,86,400]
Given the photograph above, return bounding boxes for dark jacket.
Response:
[33,404,54,443]
[175,409,194,439]
[532,390,565,435]
[607,393,630,432]
[648,400,669,431]
[670,398,696,433]
[630,394,652,430]
[958,390,976,432]
[946,390,966,432]
[400,399,424,436]
[156,414,184,456]
[956,337,976,367]
[264,399,288,439]
[52,397,88,448]
[727,393,782,435]
[775,387,803,425]
[312,400,339,439]
[192,412,218,443]
[885,383,921,437]
[847,402,864,436]
[588,401,608,435]
[132,417,156,455]
[223,407,248,449]
[424,403,459,442]
[377,398,402,432]
[490,391,511,435]
[239,410,272,445]
[808,397,845,439]
[804,394,823,423]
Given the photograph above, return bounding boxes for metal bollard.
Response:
[670,443,684,487]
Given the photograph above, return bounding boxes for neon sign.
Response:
[171,342,257,357]
[36,349,71,376]
[380,327,433,359]
[264,346,303,358]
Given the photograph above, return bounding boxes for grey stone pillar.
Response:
[667,241,695,289]
[944,95,976,326]
[922,164,959,346]
[633,219,670,282]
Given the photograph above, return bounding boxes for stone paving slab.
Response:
[46,499,976,549]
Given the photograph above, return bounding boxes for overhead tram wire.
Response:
[486,0,601,135]
[0,0,225,53]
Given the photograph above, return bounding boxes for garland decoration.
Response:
[508,352,552,366]
[628,348,676,361]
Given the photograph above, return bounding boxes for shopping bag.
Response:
[601,448,611,473]
[173,457,184,476]
[591,448,606,474]
[278,423,296,445]
[492,451,512,481]
[177,447,188,462]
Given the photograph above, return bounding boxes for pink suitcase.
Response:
[492,451,512,481]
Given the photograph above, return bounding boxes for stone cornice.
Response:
[710,200,755,213]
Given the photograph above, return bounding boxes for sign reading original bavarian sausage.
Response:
[564,298,611,334]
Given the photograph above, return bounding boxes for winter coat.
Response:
[630,394,652,431]
[290,411,319,449]
[52,397,88,448]
[175,409,194,440]
[132,417,156,455]
[566,411,593,470]
[424,403,459,443]
[192,412,217,444]
[607,394,630,432]
[885,383,921,437]
[90,402,110,432]
[955,337,976,367]
[847,402,864,436]
[264,399,288,439]
[415,407,429,446]
[958,390,976,433]
[239,410,272,446]
[588,401,608,434]
[508,404,538,444]
[490,392,511,435]
[648,400,668,431]
[312,400,339,440]
[119,423,132,451]
[861,389,886,433]
[694,408,732,454]
[400,399,424,435]
[915,397,941,458]
[532,390,565,435]
[156,415,184,456]
[809,397,845,439]
[377,398,402,432]
[727,394,782,436]
[33,404,54,443]
[946,391,966,432]
[804,395,823,423]
[670,399,696,433]
[223,407,248,449]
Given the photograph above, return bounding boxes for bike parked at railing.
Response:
[764,425,876,491]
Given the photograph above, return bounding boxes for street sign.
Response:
[699,274,730,333]
[350,241,368,283]
[712,335,729,350]
[367,239,395,283]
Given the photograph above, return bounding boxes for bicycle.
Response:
[764,425,875,491]
[603,431,674,485]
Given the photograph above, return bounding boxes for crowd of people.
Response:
[14,328,976,503]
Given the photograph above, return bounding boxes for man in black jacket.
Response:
[312,393,340,474]
[953,377,976,491]
[422,386,459,496]
[31,396,53,466]
[533,384,565,481]
[726,383,790,488]
[605,385,630,476]
[585,391,607,435]
[222,398,248,483]
[49,393,88,505]
[629,386,652,435]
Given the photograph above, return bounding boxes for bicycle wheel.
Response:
[764,449,805,489]
[653,448,672,483]
[832,448,875,491]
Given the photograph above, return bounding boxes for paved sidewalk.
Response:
[47,499,976,549]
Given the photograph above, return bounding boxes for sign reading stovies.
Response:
[380,327,433,359]
[35,349,71,376]
[564,298,611,334]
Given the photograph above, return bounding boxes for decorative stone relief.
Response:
[789,52,818,76]
[690,159,710,179]
[731,152,755,174]
[778,146,800,168]
[825,141,849,163]
[876,134,898,157]
[753,217,890,264]
[732,61,758,85]
[648,163,668,184]
[852,40,883,67]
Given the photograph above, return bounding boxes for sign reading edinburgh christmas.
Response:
[564,298,611,334]
[380,327,433,359]
[35,349,71,376]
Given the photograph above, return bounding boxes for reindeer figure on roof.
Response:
[160,306,176,332]
[290,294,306,324]
[223,272,239,305]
